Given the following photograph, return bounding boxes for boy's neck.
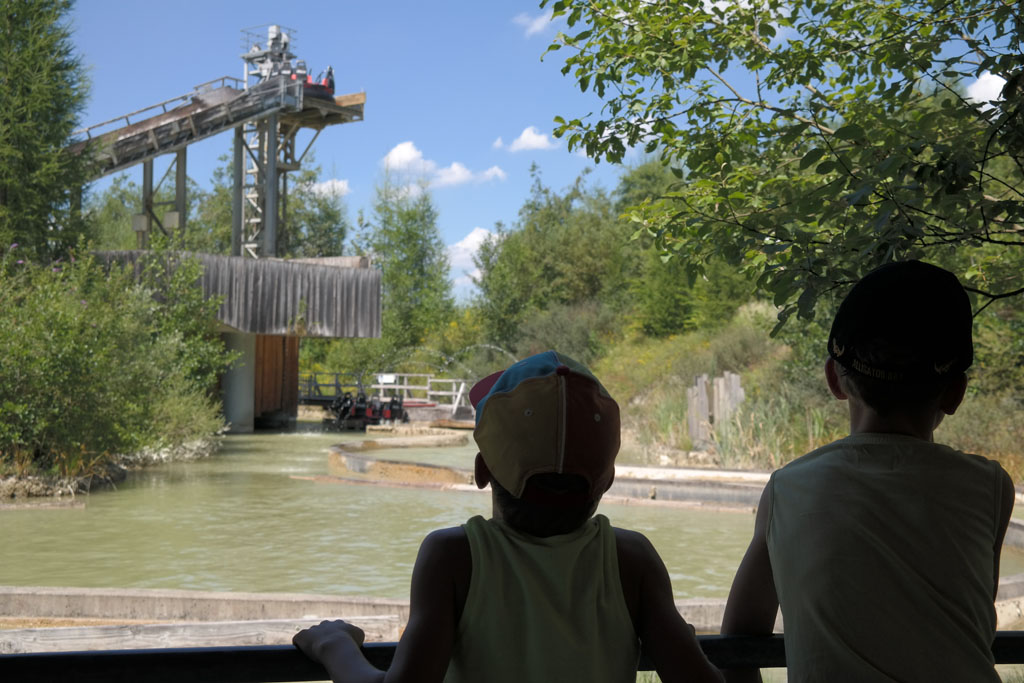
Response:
[847,400,940,442]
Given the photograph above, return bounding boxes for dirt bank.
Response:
[0,437,220,502]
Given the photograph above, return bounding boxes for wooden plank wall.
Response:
[254,335,299,418]
[95,251,382,339]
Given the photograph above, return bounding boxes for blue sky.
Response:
[70,1,628,300]
[70,3,1005,300]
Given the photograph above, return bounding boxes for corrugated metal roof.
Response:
[97,251,381,339]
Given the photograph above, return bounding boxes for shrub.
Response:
[0,247,231,483]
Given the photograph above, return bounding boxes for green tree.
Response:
[0,0,91,260]
[319,179,453,374]
[186,161,233,254]
[85,173,205,251]
[279,166,350,258]
[543,0,1023,328]
[473,167,636,348]
[186,153,350,257]
[614,160,754,336]
[472,222,531,348]
[85,175,143,251]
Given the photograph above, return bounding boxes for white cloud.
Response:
[513,11,553,38]
[480,166,508,182]
[311,178,351,197]
[434,162,474,188]
[492,136,504,149]
[382,141,436,175]
[967,72,1006,105]
[448,227,492,298]
[448,226,491,275]
[508,126,558,152]
[380,141,507,189]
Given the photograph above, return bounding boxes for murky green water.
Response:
[2,430,1023,600]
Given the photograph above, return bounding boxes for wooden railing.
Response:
[4,634,1024,682]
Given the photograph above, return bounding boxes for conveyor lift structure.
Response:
[71,24,364,258]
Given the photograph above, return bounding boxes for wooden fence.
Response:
[686,371,746,450]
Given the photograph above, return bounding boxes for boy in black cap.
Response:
[294,351,723,683]
[721,261,1015,682]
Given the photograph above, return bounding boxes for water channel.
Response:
[4,430,1024,601]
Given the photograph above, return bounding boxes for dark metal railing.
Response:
[4,633,1024,682]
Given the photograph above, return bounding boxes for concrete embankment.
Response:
[7,574,1024,653]
[0,586,737,651]
[0,586,407,652]
[312,428,768,508]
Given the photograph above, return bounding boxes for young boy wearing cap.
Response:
[293,350,723,683]
[720,261,1015,682]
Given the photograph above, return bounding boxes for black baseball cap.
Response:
[827,260,973,382]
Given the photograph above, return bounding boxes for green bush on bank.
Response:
[0,247,230,485]
[597,302,1023,473]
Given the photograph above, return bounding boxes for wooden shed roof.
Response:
[98,251,381,339]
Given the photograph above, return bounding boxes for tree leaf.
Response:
[834,124,866,141]
[799,148,826,170]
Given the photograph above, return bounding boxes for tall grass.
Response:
[596,302,1023,473]
[597,303,784,464]
[937,390,1024,480]
[597,303,848,469]
[710,359,846,469]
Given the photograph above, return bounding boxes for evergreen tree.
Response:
[0,0,91,260]
[345,179,453,367]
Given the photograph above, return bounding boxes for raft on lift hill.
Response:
[243,24,336,100]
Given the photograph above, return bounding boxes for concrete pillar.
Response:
[222,332,255,433]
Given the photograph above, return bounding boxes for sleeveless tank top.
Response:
[443,514,639,683]
[767,433,1005,681]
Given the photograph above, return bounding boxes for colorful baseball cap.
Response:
[470,350,620,500]
[827,260,974,382]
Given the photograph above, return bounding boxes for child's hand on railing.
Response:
[293,619,366,660]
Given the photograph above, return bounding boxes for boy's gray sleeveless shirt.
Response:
[767,432,1005,682]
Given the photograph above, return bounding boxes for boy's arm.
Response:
[994,469,1016,599]
[293,526,470,683]
[719,484,778,683]
[615,528,724,683]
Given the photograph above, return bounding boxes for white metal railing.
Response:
[299,373,471,412]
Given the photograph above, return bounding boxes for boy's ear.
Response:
[825,357,848,400]
[474,453,491,490]
[939,373,969,416]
